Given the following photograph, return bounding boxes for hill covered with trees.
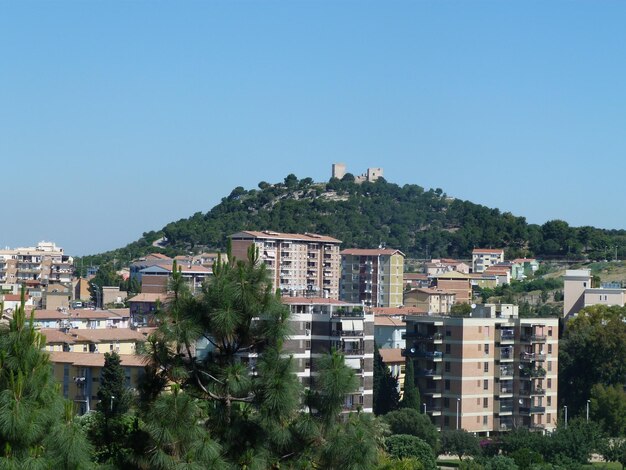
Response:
[79,174,626,267]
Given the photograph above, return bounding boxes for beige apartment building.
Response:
[282,297,374,413]
[472,248,505,274]
[563,269,626,318]
[230,231,342,299]
[340,248,404,307]
[404,287,456,314]
[404,304,558,435]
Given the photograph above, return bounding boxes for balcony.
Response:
[498,332,515,343]
[521,334,547,343]
[402,332,443,342]
[521,352,547,363]
[520,367,546,379]
[416,368,442,378]
[497,404,514,414]
[332,307,365,318]
[499,366,514,379]
[497,386,514,396]
[519,406,546,415]
[520,387,546,397]
[332,330,364,337]
[342,348,364,356]
[403,349,443,360]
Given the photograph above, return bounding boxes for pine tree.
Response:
[0,289,93,468]
[138,247,385,468]
[400,358,421,411]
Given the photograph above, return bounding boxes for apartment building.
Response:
[0,241,73,286]
[563,269,626,318]
[130,255,211,294]
[340,248,405,307]
[472,249,505,274]
[282,297,374,413]
[404,287,456,314]
[434,272,473,304]
[230,231,342,299]
[403,304,558,435]
[50,351,145,414]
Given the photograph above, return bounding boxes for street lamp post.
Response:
[456,398,461,430]
[564,405,568,428]
[110,395,115,413]
[423,403,427,414]
[586,399,590,422]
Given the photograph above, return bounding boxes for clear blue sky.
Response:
[2,1,625,256]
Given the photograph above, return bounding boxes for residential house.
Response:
[472,249,505,274]
[404,287,456,314]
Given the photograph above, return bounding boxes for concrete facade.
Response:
[230,231,342,299]
[282,297,375,413]
[340,248,405,307]
[404,305,558,435]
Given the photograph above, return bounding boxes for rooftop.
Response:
[48,351,146,367]
[230,230,341,243]
[341,248,405,257]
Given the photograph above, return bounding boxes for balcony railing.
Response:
[332,308,364,318]
[521,334,547,343]
[521,352,547,362]
[520,367,546,378]
[416,368,441,377]
[342,348,364,355]
[403,349,443,359]
[520,387,546,396]
[519,406,546,414]
[403,332,443,341]
[332,330,364,337]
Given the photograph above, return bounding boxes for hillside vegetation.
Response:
[79,174,626,267]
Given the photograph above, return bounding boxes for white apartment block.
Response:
[472,248,505,274]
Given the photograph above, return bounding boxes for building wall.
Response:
[563,270,592,317]
[404,310,558,435]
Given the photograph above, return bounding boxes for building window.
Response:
[478,326,482,333]
[445,362,451,372]
[484,344,490,355]
[483,398,488,408]
[547,396,552,406]
[445,344,451,354]
[483,415,488,425]
[444,397,450,407]
[445,379,450,390]
[548,344,552,354]
[548,328,553,337]
[305,340,311,349]
[484,362,489,372]
[548,361,552,372]
[484,379,488,390]
[547,378,552,389]
[478,344,482,351]
[444,416,450,426]
[446,330,451,337]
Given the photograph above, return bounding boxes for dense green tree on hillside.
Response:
[0,291,93,468]
[590,383,626,437]
[78,175,626,269]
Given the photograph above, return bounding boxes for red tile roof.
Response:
[472,248,504,254]
[374,316,405,327]
[48,351,146,367]
[341,248,405,257]
[379,348,404,364]
[230,231,341,243]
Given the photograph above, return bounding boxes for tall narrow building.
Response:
[230,231,342,299]
[340,248,405,307]
[282,296,374,413]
